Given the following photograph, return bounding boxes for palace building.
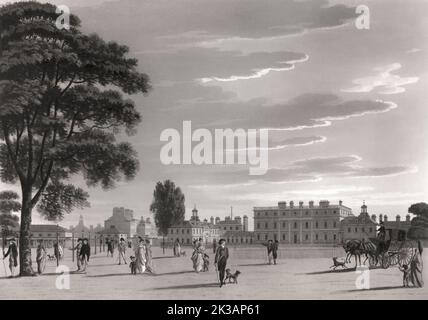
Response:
[253,200,353,244]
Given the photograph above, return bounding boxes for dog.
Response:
[180,250,186,257]
[224,268,241,284]
[330,257,347,270]
[47,254,56,261]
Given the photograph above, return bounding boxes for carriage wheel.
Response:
[398,247,414,267]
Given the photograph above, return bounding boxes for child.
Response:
[399,264,410,287]
[129,256,137,275]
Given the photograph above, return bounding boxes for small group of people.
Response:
[191,238,210,273]
[132,236,154,274]
[263,240,279,265]
[70,238,91,273]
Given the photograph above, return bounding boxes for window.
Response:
[235,226,239,230]
[282,212,285,216]
[265,212,268,216]
[273,222,277,229]
[187,239,190,244]
[230,227,233,230]
[333,221,337,228]
[333,234,337,241]
[316,211,318,215]
[348,227,351,233]
[257,234,260,240]
[265,222,268,229]
[47,233,51,237]
[294,211,297,215]
[282,222,286,228]
[362,227,365,232]
[274,212,277,216]
[258,212,260,216]
[294,222,297,229]
[224,227,227,231]
[305,234,309,240]
[333,210,337,214]
[305,222,309,229]
[187,229,190,234]
[324,221,328,228]
[315,234,319,240]
[369,228,373,233]
[257,223,260,229]
[182,229,184,234]
[355,227,358,232]
[315,222,319,228]
[282,234,286,240]
[305,211,309,215]
[324,234,327,240]
[265,234,268,240]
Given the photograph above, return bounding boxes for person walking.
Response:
[106,239,113,257]
[118,238,127,265]
[212,238,217,254]
[79,238,91,273]
[409,240,424,288]
[3,237,18,277]
[135,237,147,273]
[263,240,274,265]
[36,240,47,274]
[214,239,229,287]
[70,238,83,272]
[145,239,154,273]
[272,240,279,265]
[173,238,181,257]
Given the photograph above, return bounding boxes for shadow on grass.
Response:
[153,256,176,260]
[302,267,357,275]
[237,263,269,267]
[153,270,195,277]
[152,282,220,290]
[344,285,411,292]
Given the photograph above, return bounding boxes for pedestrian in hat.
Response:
[36,240,47,274]
[70,238,83,272]
[118,237,127,265]
[3,237,18,277]
[79,238,91,273]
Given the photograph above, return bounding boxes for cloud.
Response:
[199,54,309,83]
[342,63,419,95]
[406,48,422,54]
[136,48,308,83]
[183,93,398,131]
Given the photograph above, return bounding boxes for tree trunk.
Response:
[19,188,35,276]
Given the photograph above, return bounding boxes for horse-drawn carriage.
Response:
[368,228,416,269]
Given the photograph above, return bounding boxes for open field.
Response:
[0,246,427,299]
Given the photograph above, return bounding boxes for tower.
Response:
[243,215,249,232]
[191,205,200,222]
[361,201,368,215]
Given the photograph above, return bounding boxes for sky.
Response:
[1,0,427,230]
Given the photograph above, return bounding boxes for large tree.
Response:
[150,180,186,239]
[0,2,150,275]
[408,202,428,239]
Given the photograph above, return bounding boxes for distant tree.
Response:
[0,2,150,275]
[0,191,20,252]
[150,180,186,239]
[407,202,428,239]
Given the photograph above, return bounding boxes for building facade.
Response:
[340,202,377,241]
[29,225,72,248]
[136,217,158,238]
[104,207,139,237]
[167,206,221,245]
[253,200,353,244]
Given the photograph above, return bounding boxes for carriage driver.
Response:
[377,221,386,241]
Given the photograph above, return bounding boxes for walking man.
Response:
[70,238,83,272]
[214,239,229,288]
[273,240,279,265]
[3,237,18,277]
[118,238,127,265]
[79,238,91,273]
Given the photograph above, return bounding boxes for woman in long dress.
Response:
[409,240,424,288]
[145,239,154,273]
[191,238,205,273]
[173,239,181,257]
[135,237,147,273]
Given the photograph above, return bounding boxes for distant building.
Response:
[254,200,353,244]
[103,207,139,237]
[340,202,377,241]
[136,216,158,238]
[97,225,128,244]
[167,206,221,245]
[69,215,90,237]
[29,224,72,248]
[223,230,255,245]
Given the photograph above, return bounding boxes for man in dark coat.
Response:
[214,239,229,287]
[3,237,18,277]
[79,238,91,272]
[272,240,279,265]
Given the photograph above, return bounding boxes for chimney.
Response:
[309,201,314,208]
[299,201,304,208]
[289,201,294,208]
[278,201,287,209]
[215,217,220,224]
[406,214,411,222]
[210,216,214,225]
[396,215,401,222]
[371,214,377,222]
[339,200,343,206]
[379,214,383,223]
[383,215,388,222]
